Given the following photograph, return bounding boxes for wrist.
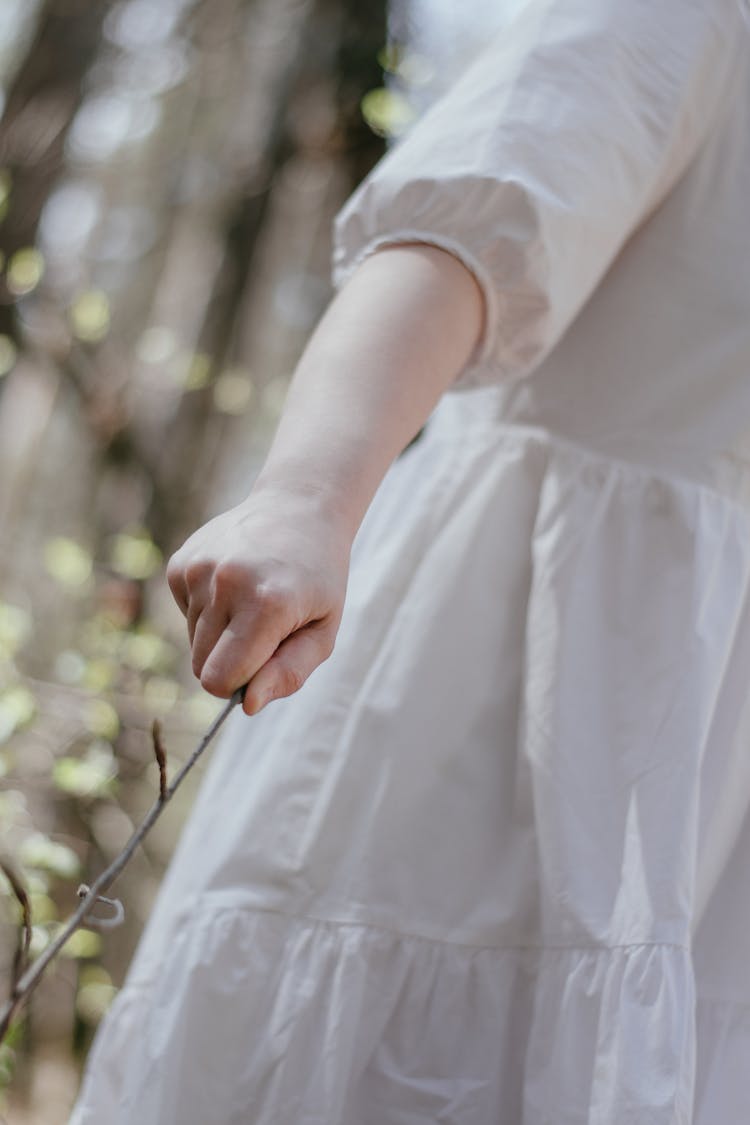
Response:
[249,463,362,546]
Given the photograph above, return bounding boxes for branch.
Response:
[0,861,32,991]
[0,687,244,1043]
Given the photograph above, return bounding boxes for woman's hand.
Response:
[166,486,351,716]
[166,244,483,717]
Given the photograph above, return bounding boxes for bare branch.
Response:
[0,860,32,991]
[0,687,244,1043]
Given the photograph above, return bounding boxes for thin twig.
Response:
[0,688,243,1043]
[0,861,32,990]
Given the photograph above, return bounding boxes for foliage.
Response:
[0,0,388,1118]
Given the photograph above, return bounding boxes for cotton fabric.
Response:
[70,1,750,1121]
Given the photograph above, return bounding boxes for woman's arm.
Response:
[256,242,484,537]
[166,242,484,714]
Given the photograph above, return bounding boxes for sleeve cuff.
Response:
[331,228,503,392]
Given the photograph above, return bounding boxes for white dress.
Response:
[70,2,750,1122]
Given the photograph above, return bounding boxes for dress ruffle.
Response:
[72,901,696,1125]
[70,401,750,1124]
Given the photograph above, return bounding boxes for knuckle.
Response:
[254,580,287,616]
[212,560,251,599]
[184,558,213,592]
[166,553,185,590]
[276,663,305,697]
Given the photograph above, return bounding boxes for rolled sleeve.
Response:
[332,0,743,388]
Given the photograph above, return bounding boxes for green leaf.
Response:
[0,334,16,379]
[360,87,415,138]
[69,289,110,342]
[109,530,162,580]
[122,629,171,672]
[183,351,212,390]
[0,686,36,743]
[143,675,180,715]
[44,537,93,588]
[213,370,254,415]
[29,924,51,956]
[29,891,58,923]
[19,833,81,880]
[7,247,45,297]
[76,968,117,1022]
[82,658,117,693]
[53,741,118,799]
[61,928,101,959]
[82,699,120,740]
[0,603,31,653]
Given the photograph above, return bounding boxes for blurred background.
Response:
[0,0,439,1117]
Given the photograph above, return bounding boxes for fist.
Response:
[166,490,350,716]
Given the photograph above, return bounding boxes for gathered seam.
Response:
[425,414,750,520]
[149,895,691,958]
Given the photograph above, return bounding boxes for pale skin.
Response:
[166,243,485,715]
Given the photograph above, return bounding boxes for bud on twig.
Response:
[0,687,244,1043]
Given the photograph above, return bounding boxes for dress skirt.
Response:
[69,392,750,1124]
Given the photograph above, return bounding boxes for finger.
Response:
[243,623,335,715]
[200,610,283,699]
[167,553,212,617]
[191,603,230,678]
[166,555,189,616]
[187,596,206,647]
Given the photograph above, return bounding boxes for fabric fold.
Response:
[72,905,697,1125]
[70,412,750,1124]
[332,0,744,387]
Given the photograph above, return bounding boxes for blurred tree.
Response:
[0,0,387,1119]
[0,0,117,343]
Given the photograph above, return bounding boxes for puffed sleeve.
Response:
[332,0,744,387]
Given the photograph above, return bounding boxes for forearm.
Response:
[253,243,484,540]
[168,243,483,705]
